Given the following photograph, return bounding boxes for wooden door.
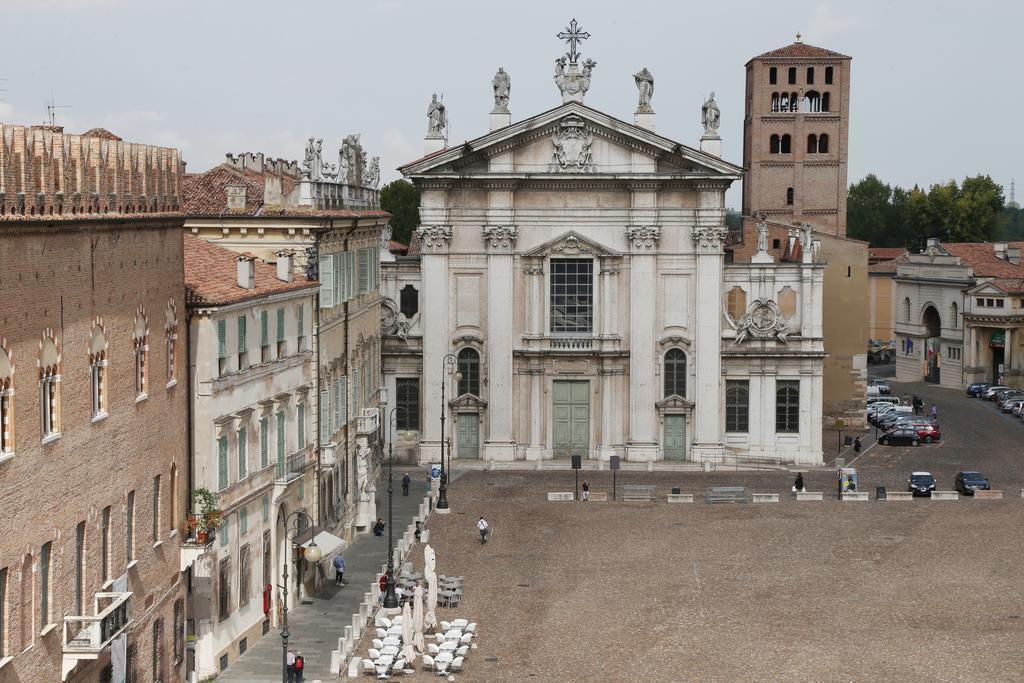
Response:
[553,380,589,457]
[663,415,687,460]
[456,413,479,459]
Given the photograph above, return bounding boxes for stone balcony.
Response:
[518,334,623,355]
[62,592,132,681]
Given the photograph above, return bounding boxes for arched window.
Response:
[818,133,829,153]
[0,338,14,455]
[787,67,796,84]
[89,320,108,418]
[821,92,831,111]
[904,297,911,322]
[20,553,33,649]
[807,134,818,154]
[457,348,480,397]
[790,92,799,111]
[825,66,834,84]
[664,349,687,398]
[780,134,791,154]
[786,187,795,205]
[165,300,177,385]
[133,306,148,398]
[400,285,419,319]
[769,134,780,154]
[770,92,780,112]
[39,330,61,440]
[779,93,789,112]
[804,90,821,112]
[769,67,777,85]
[806,67,815,84]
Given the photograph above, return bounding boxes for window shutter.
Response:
[297,305,304,337]
[237,315,247,353]
[260,417,269,468]
[297,403,305,450]
[261,311,269,346]
[277,412,285,460]
[276,308,285,342]
[319,255,335,309]
[358,249,369,294]
[217,320,226,358]
[218,437,228,490]
[333,254,343,305]
[319,390,330,443]
[237,427,247,479]
[340,378,348,426]
[332,380,341,431]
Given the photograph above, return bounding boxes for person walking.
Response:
[333,554,346,587]
[293,651,305,683]
[581,480,590,502]
[286,648,297,682]
[402,472,411,496]
[793,472,805,493]
[373,518,385,536]
[930,403,938,421]
[477,516,490,544]
[853,436,862,454]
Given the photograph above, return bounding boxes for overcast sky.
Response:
[1,0,1021,207]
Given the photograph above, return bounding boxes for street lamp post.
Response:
[381,406,404,609]
[437,353,461,511]
[279,509,322,683]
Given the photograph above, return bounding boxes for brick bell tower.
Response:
[742,34,852,236]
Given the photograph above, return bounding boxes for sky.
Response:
[1,0,1022,208]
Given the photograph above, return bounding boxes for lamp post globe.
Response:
[304,542,322,563]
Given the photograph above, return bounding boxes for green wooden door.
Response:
[553,380,589,457]
[664,415,687,460]
[456,413,479,459]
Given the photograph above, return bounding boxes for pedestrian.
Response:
[373,517,385,536]
[930,403,937,421]
[414,520,422,542]
[378,572,388,604]
[902,393,910,408]
[286,648,297,682]
[402,472,411,496]
[853,436,861,454]
[333,553,346,586]
[793,472,805,493]
[477,516,490,544]
[293,651,305,683]
[581,480,590,502]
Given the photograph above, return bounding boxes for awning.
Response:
[299,530,346,559]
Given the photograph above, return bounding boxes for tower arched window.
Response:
[769,66,777,85]
[39,331,61,440]
[165,300,177,385]
[821,92,831,111]
[904,297,911,322]
[806,66,815,84]
[807,134,818,154]
[804,90,821,113]
[780,134,791,154]
[789,92,799,111]
[818,133,829,153]
[664,349,687,398]
[89,321,108,418]
[769,134,780,154]
[825,66,834,84]
[457,348,480,397]
[0,339,14,455]
[779,93,789,112]
[950,301,959,328]
[787,67,796,84]
[786,187,795,205]
[770,92,780,112]
[133,306,149,399]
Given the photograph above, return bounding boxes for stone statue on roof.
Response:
[492,67,511,113]
[427,94,447,138]
[634,67,654,113]
[756,213,769,254]
[702,91,721,137]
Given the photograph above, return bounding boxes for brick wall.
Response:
[0,216,188,682]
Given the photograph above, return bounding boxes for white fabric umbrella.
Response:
[400,600,415,663]
[424,570,438,629]
[412,583,425,652]
[424,544,436,576]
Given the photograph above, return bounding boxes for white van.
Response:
[868,395,901,406]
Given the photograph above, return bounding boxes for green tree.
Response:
[379,179,420,246]
[847,174,894,245]
[955,175,1005,242]
[725,208,742,231]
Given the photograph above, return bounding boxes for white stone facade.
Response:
[383,102,824,466]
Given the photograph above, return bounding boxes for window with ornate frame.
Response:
[1,338,15,455]
[165,300,177,385]
[725,380,749,432]
[133,307,149,398]
[457,349,480,397]
[776,380,800,433]
[89,321,108,419]
[396,378,420,430]
[664,349,687,398]
[549,259,594,334]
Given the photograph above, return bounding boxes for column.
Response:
[526,264,543,336]
[690,220,728,463]
[595,366,617,461]
[524,367,546,461]
[482,225,517,461]
[625,225,661,461]
[1004,328,1012,374]
[416,225,452,464]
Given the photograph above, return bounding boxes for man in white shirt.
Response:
[477,517,490,544]
[286,648,297,682]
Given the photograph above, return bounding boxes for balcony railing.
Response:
[356,408,379,435]
[321,442,337,467]
[276,449,307,483]
[550,337,593,350]
[62,592,132,680]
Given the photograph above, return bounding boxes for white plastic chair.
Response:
[381,645,400,657]
[362,659,376,676]
[379,617,392,629]
[392,658,406,672]
[435,658,451,675]
[452,618,468,629]
[433,633,446,644]
[465,622,477,633]
[372,638,384,650]
[375,628,387,639]
[444,629,462,640]
[440,620,451,632]
[383,636,401,647]
[439,641,457,653]
[421,655,435,671]
[368,648,381,661]
[427,643,440,656]
[460,632,473,644]
[387,626,403,637]
[450,656,464,672]
[456,645,469,657]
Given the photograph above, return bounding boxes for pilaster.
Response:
[625,225,661,462]
[690,223,728,462]
[482,225,518,461]
[416,225,452,463]
[524,367,546,461]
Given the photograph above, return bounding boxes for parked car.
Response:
[878,408,916,430]
[908,471,936,496]
[954,471,991,496]
[996,392,1024,409]
[868,395,902,407]
[910,423,941,443]
[966,382,991,397]
[879,428,921,446]
[1001,398,1024,414]
[869,379,891,395]
[986,386,1016,401]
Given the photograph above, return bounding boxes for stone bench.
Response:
[796,491,824,501]
[931,490,959,501]
[588,492,608,501]
[885,491,914,501]
[706,486,748,504]
[547,492,574,501]
[973,490,1003,500]
[842,491,869,501]
[622,485,657,502]
[751,492,780,503]
[667,493,695,503]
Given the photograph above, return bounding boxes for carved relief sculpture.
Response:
[415,225,453,249]
[549,116,595,173]
[735,298,789,344]
[626,225,661,251]
[634,67,654,113]
[482,224,519,250]
[492,67,511,113]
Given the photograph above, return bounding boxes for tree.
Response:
[725,208,742,231]
[379,179,420,246]
[847,174,894,245]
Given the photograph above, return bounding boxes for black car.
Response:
[908,471,936,496]
[955,471,991,496]
[880,428,920,446]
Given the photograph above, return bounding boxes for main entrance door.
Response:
[456,413,479,459]
[553,380,589,458]
[663,415,687,460]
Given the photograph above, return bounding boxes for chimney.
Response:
[1007,247,1021,266]
[236,255,256,289]
[275,250,294,282]
[926,237,941,250]
[264,174,283,209]
[994,241,1008,260]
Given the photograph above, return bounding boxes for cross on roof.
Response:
[557,18,590,64]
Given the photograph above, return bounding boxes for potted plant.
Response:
[179,514,199,541]
[193,487,222,544]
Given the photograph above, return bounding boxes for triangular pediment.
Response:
[964,281,1005,295]
[449,393,487,410]
[399,101,742,179]
[523,230,620,259]
[656,395,694,410]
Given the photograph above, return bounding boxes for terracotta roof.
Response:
[388,240,409,255]
[184,234,317,307]
[942,242,1024,278]
[80,127,122,140]
[869,253,908,274]
[752,41,851,61]
[869,247,906,260]
[986,278,1024,294]
[183,164,297,216]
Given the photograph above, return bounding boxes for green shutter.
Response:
[240,506,248,535]
[261,310,269,346]
[260,417,269,468]
[358,249,369,294]
[276,411,285,477]
[340,379,348,426]
[237,427,247,479]
[333,253,343,305]
[219,515,229,547]
[320,389,330,443]
[218,436,228,490]
[262,495,269,522]
[217,320,226,358]
[346,252,356,301]
[276,308,285,342]
[237,315,247,353]
[298,479,304,500]
[297,304,304,338]
[297,403,305,450]
[319,255,335,308]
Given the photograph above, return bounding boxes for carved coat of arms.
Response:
[734,298,789,344]
[549,116,595,173]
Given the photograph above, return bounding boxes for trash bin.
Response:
[835,457,846,468]
[671,486,681,495]
[876,486,886,501]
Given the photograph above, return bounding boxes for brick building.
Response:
[0,124,186,682]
